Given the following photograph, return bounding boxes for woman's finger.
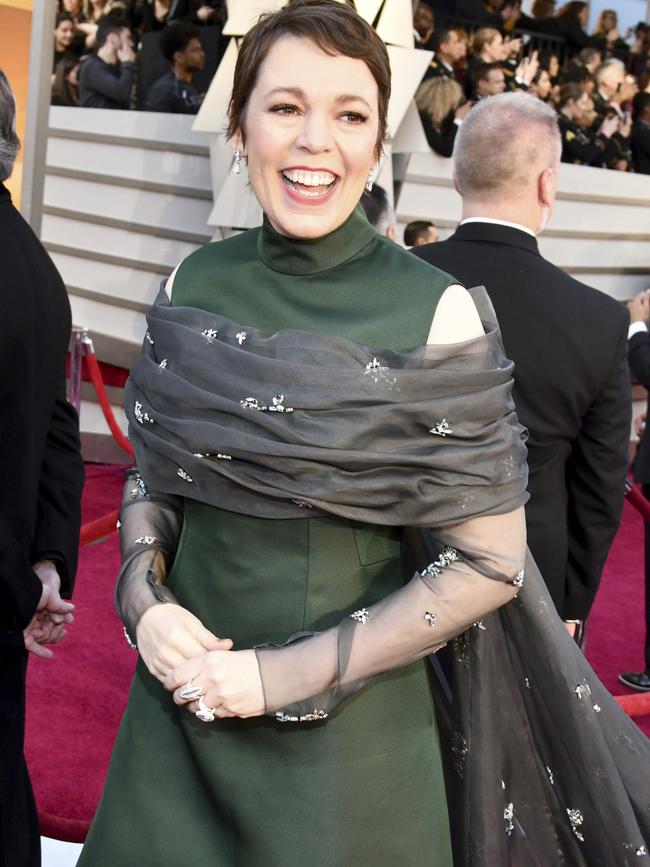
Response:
[163,654,207,692]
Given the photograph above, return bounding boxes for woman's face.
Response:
[62,0,81,13]
[483,33,504,62]
[548,54,559,78]
[603,11,616,31]
[575,91,594,123]
[578,6,588,27]
[535,70,552,99]
[235,35,379,240]
[55,20,75,50]
[67,62,80,87]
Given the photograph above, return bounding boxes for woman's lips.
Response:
[279,169,339,203]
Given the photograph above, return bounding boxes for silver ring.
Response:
[178,681,204,702]
[195,695,216,723]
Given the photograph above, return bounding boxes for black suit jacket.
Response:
[629,330,650,483]
[415,222,630,619]
[0,183,84,645]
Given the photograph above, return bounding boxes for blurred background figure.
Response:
[413,2,434,48]
[623,288,650,692]
[359,183,396,240]
[143,21,204,113]
[631,91,650,174]
[424,26,466,83]
[79,14,135,109]
[416,76,470,156]
[404,220,438,247]
[51,54,81,106]
[592,9,629,62]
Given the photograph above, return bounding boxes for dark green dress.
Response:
[79,209,456,866]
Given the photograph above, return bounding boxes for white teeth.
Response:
[282,169,336,186]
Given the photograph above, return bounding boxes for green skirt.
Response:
[78,509,453,866]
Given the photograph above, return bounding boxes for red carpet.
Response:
[25,464,134,843]
[24,465,650,842]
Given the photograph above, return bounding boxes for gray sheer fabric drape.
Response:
[113,287,650,865]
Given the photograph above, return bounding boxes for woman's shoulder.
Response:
[171,228,261,305]
[374,232,458,290]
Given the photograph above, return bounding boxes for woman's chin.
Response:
[268,207,349,240]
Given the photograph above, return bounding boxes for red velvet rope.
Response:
[83,349,134,458]
[80,509,119,547]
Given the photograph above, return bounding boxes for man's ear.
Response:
[538,165,556,208]
[452,173,461,195]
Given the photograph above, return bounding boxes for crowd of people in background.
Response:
[416,1,650,173]
[50,0,650,174]
[51,0,226,112]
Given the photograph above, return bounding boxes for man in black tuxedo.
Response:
[621,288,650,691]
[0,72,84,866]
[415,93,630,635]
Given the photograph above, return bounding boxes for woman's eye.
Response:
[341,111,367,124]
[270,103,299,115]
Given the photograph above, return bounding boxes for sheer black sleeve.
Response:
[255,509,526,721]
[114,469,183,647]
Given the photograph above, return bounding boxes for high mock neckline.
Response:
[257,204,376,276]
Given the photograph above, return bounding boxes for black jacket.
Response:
[143,71,203,114]
[79,53,134,109]
[419,110,458,158]
[631,121,650,174]
[558,114,620,168]
[414,221,630,620]
[629,330,650,483]
[0,183,84,644]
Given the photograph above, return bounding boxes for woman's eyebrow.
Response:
[334,94,373,111]
[265,86,305,99]
[264,87,373,112]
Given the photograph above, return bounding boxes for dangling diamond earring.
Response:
[365,172,374,192]
[232,148,242,175]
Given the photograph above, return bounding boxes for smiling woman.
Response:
[75,2,650,866]
[230,36,379,239]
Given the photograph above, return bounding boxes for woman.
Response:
[557,80,619,167]
[78,2,649,866]
[530,66,552,100]
[415,77,470,157]
[52,12,78,72]
[57,0,90,53]
[51,55,81,106]
[555,2,605,54]
[466,26,506,87]
[592,9,629,61]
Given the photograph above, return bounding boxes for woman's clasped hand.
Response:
[135,602,265,719]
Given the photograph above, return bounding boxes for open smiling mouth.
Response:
[280,168,339,199]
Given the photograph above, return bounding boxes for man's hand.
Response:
[23,561,75,659]
[196,5,214,21]
[627,288,650,323]
[118,31,136,63]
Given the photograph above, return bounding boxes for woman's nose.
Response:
[295,111,334,153]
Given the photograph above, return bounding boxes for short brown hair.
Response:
[227,0,390,161]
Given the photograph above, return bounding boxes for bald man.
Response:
[415,93,631,638]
